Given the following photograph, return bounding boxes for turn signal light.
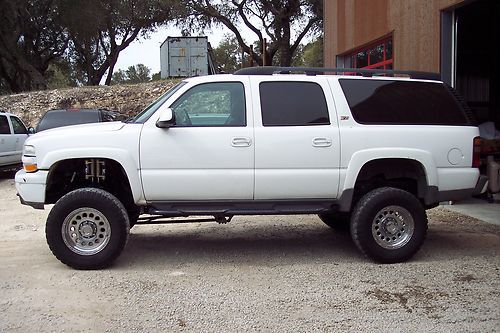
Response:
[24,164,38,172]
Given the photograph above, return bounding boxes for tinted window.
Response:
[0,115,10,134]
[11,116,28,134]
[171,82,246,127]
[260,82,330,126]
[37,110,101,132]
[339,79,470,125]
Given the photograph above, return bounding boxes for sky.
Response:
[112,18,317,78]
[113,25,229,75]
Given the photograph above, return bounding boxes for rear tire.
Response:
[46,188,130,269]
[350,187,427,263]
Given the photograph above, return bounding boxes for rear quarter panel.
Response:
[328,77,480,192]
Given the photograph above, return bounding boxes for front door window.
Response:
[171,82,246,127]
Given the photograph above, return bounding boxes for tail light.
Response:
[472,136,481,168]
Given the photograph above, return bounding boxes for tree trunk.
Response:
[279,46,293,67]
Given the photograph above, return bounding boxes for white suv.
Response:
[15,67,487,269]
[0,111,29,171]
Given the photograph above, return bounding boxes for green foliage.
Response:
[182,0,323,66]
[151,72,161,81]
[46,64,72,89]
[292,37,323,67]
[0,0,69,93]
[59,0,179,86]
[212,35,242,73]
[0,0,181,93]
[111,70,128,85]
[126,64,151,84]
[112,64,151,85]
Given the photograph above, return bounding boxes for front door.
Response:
[140,79,254,201]
[0,115,17,166]
[9,115,29,155]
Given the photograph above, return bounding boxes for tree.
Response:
[182,0,323,67]
[111,69,127,85]
[151,71,161,81]
[212,34,241,73]
[46,63,72,89]
[111,64,151,84]
[302,36,323,67]
[292,36,323,67]
[126,64,151,83]
[59,0,179,86]
[0,0,69,93]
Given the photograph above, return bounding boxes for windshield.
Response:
[131,82,186,123]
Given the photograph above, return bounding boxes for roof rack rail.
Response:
[234,66,441,81]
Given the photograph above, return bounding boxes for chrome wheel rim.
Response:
[62,208,111,255]
[372,205,414,250]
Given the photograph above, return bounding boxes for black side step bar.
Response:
[146,200,336,218]
[135,216,232,225]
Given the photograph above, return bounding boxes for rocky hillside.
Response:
[0,80,178,127]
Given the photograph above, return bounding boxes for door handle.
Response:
[231,137,252,147]
[312,137,332,147]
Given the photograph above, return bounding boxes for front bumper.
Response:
[15,169,48,209]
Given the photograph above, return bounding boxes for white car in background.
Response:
[0,111,29,171]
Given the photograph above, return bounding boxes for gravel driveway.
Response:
[0,174,499,332]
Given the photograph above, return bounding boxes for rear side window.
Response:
[339,79,470,125]
[0,115,10,134]
[260,81,330,126]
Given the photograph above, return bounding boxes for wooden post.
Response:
[249,45,254,67]
[263,38,267,66]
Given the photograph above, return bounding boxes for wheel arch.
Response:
[339,149,437,211]
[44,155,142,206]
[343,149,437,190]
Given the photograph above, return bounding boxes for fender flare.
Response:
[342,148,437,193]
[41,148,144,203]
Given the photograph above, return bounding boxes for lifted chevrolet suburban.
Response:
[15,67,487,269]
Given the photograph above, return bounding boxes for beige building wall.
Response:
[324,0,465,72]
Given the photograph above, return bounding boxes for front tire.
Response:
[350,187,427,263]
[46,188,130,269]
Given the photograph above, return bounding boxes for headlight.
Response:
[22,145,38,172]
[23,145,36,157]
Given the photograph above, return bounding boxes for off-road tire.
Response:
[350,187,427,263]
[46,188,130,269]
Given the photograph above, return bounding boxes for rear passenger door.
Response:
[251,77,341,199]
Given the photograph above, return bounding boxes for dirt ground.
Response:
[0,173,499,332]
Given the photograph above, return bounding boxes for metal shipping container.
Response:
[160,36,215,78]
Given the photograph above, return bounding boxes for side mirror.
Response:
[28,127,36,135]
[156,108,175,128]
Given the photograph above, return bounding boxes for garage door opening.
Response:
[442,0,499,127]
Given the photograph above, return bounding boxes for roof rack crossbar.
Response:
[234,66,440,81]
